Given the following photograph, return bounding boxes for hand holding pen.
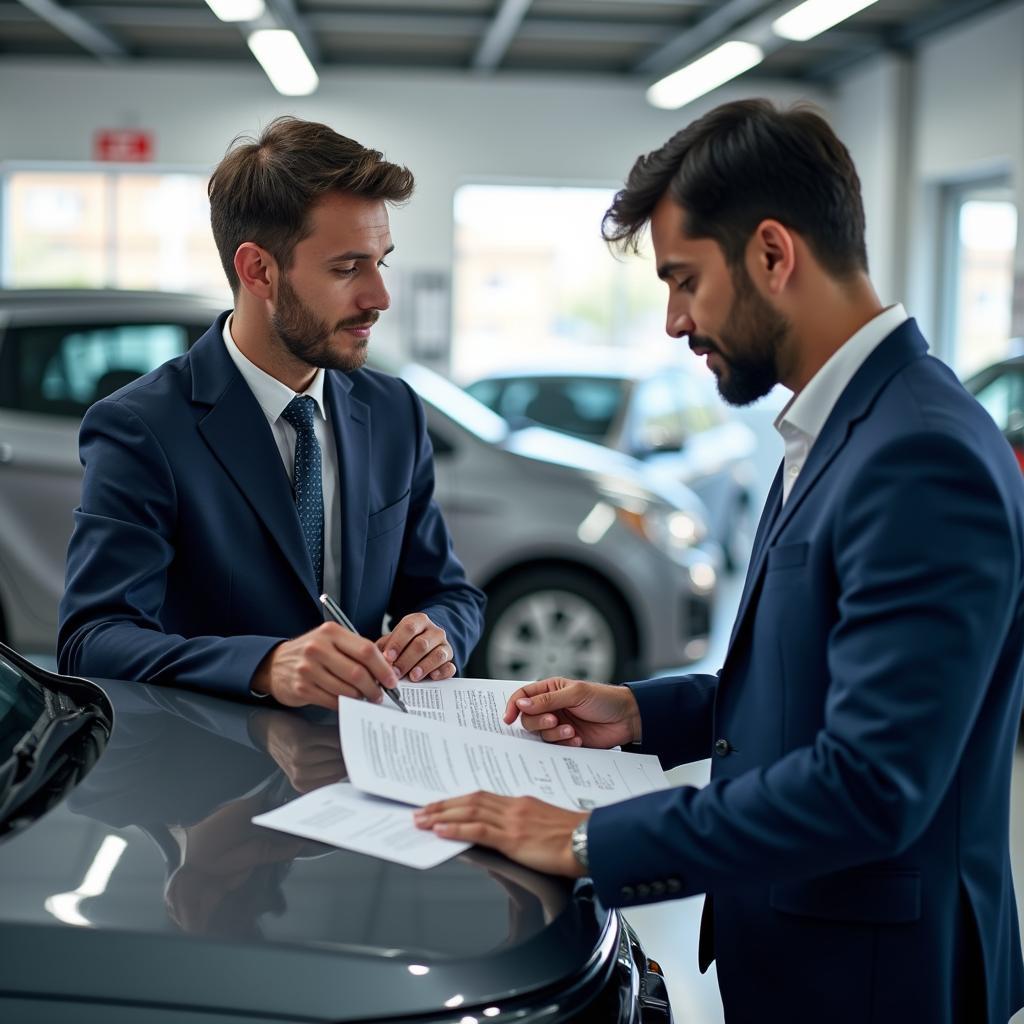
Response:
[249,604,405,712]
[320,594,409,713]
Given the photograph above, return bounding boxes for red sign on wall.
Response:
[94,129,153,162]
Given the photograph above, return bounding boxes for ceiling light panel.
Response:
[247,29,319,95]
[772,0,880,42]
[646,40,764,111]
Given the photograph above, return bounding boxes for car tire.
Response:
[467,567,634,684]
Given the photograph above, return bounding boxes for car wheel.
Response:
[468,567,633,684]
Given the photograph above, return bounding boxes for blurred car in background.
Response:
[0,290,717,682]
[464,354,758,571]
[964,353,1024,472]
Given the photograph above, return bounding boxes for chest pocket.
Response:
[760,541,809,592]
[366,489,410,540]
[767,541,808,570]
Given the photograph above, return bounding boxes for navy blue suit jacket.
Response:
[58,314,485,698]
[589,321,1024,1022]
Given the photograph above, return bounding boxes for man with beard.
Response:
[413,100,1024,1022]
[59,117,485,708]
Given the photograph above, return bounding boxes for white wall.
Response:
[833,53,912,307]
[0,57,827,358]
[12,0,1022,367]
[834,0,1024,350]
[912,0,1024,348]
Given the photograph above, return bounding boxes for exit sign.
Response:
[94,129,153,162]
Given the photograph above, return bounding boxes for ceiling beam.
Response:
[633,0,769,76]
[47,7,672,46]
[14,0,124,58]
[802,0,1014,83]
[473,0,532,71]
[889,0,1015,45]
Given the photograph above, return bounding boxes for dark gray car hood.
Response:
[0,676,615,1021]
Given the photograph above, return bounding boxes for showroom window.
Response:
[941,181,1019,378]
[451,184,667,381]
[0,167,227,297]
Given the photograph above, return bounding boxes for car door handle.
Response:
[0,442,13,464]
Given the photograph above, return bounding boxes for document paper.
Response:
[252,782,469,869]
[400,676,540,741]
[339,696,669,812]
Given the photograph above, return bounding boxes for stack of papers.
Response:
[253,678,668,869]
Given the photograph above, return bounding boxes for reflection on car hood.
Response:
[502,426,708,515]
[0,673,612,1022]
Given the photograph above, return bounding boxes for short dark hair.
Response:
[602,99,868,278]
[208,116,415,293]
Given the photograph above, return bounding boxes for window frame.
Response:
[0,160,224,295]
[938,175,1018,374]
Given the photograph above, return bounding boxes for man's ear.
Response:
[234,243,276,301]
[747,219,796,295]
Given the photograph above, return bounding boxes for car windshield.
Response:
[399,363,509,444]
[467,376,626,442]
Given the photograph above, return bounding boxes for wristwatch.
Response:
[570,819,590,872]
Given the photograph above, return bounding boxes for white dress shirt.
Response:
[774,303,909,504]
[222,315,342,600]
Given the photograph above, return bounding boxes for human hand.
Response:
[251,622,399,710]
[503,677,642,749]
[251,711,346,793]
[414,792,588,877]
[377,612,455,682]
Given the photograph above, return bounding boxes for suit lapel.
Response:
[189,320,321,611]
[324,372,370,618]
[722,319,930,663]
[726,460,783,652]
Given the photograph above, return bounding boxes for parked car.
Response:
[0,290,717,682]
[0,640,674,1022]
[464,355,758,570]
[964,353,1024,472]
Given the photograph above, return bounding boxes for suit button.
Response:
[621,885,635,900]
[714,738,731,756]
[666,878,682,894]
[636,883,651,899]
[651,881,667,897]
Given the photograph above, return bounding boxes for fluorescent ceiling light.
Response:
[772,0,879,42]
[205,0,265,22]
[647,41,764,111]
[247,29,319,96]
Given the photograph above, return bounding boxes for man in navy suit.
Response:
[59,117,485,708]
[414,100,1024,1021]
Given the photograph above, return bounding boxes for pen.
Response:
[319,593,409,713]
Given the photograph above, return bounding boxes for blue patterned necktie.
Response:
[281,395,324,594]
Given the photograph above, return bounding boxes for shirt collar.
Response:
[774,303,908,443]
[222,314,327,423]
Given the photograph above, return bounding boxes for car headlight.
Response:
[615,503,707,560]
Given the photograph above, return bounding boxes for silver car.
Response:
[465,355,758,570]
[0,290,717,682]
